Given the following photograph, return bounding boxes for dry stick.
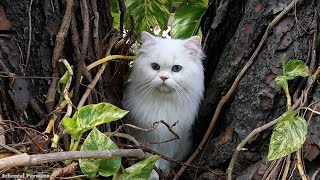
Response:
[90,0,99,58]
[52,0,74,69]
[46,0,74,113]
[24,0,33,75]
[77,60,107,109]
[296,149,307,180]
[73,0,90,105]
[0,143,21,154]
[0,149,145,170]
[86,55,137,71]
[281,155,291,180]
[174,0,300,179]
[77,36,117,109]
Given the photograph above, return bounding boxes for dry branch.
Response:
[0,149,145,170]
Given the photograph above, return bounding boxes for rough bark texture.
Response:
[188,0,320,179]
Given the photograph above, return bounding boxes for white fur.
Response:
[122,32,204,179]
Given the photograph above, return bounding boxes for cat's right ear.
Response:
[141,31,156,46]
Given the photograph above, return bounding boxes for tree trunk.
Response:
[188,0,320,179]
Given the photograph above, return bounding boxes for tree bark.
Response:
[190,0,320,179]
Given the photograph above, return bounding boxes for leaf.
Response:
[171,0,207,39]
[113,155,160,180]
[112,12,120,30]
[80,128,121,178]
[268,110,307,160]
[283,59,309,80]
[110,0,119,13]
[63,102,128,140]
[57,70,70,94]
[63,117,82,140]
[125,0,171,37]
[275,75,289,95]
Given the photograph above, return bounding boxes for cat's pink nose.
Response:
[160,76,168,81]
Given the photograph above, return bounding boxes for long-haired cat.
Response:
[122,31,204,179]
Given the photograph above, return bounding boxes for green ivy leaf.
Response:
[283,59,309,80]
[171,0,207,39]
[63,117,82,140]
[113,155,160,180]
[125,0,171,37]
[80,128,121,178]
[268,110,307,160]
[63,103,128,140]
[275,75,289,95]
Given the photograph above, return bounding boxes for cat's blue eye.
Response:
[151,63,160,70]
[172,65,182,72]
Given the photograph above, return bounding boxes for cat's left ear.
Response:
[184,36,201,55]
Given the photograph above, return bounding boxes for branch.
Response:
[0,149,145,170]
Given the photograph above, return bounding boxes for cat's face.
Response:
[130,32,204,96]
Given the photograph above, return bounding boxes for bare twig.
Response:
[86,55,137,71]
[52,0,74,69]
[105,132,140,147]
[0,149,145,170]
[149,120,180,144]
[24,0,34,75]
[73,0,90,105]
[174,0,301,179]
[90,0,99,57]
[0,143,21,154]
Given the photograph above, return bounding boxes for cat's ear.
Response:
[184,36,201,55]
[141,31,156,46]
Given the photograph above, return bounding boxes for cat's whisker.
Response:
[175,83,196,108]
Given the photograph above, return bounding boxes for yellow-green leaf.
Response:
[63,102,128,140]
[283,59,309,80]
[80,128,121,178]
[275,75,289,95]
[113,155,160,180]
[268,110,307,160]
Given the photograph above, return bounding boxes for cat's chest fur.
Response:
[125,87,196,137]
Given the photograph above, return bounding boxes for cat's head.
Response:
[130,31,204,96]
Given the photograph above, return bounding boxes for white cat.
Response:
[122,31,204,179]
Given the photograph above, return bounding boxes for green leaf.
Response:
[283,59,309,80]
[80,128,121,178]
[171,0,207,39]
[63,103,128,140]
[112,12,120,30]
[111,0,119,13]
[268,110,307,160]
[113,155,160,180]
[63,117,82,140]
[125,0,171,37]
[57,69,70,94]
[275,75,289,95]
